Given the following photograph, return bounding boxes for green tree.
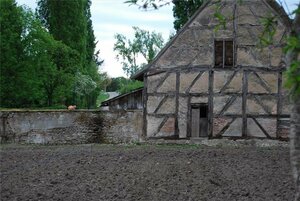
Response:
[37,0,87,66]
[97,72,111,91]
[118,79,143,94]
[173,0,204,31]
[73,72,97,100]
[106,77,143,94]
[82,0,105,108]
[37,0,105,108]
[106,77,128,92]
[1,0,104,108]
[114,26,164,77]
[0,0,25,107]
[22,10,79,106]
[85,0,97,65]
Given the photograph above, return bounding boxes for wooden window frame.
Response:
[214,39,235,68]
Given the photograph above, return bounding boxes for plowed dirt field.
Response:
[0,144,295,201]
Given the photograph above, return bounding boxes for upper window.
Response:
[215,40,234,67]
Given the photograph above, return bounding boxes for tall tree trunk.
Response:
[291,99,300,200]
[47,93,53,107]
[289,9,300,201]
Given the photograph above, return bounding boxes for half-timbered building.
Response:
[132,0,291,139]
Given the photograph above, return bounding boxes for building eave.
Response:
[101,87,143,106]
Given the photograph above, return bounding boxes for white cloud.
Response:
[96,40,125,78]
[92,4,173,23]
[94,23,171,39]
[94,23,133,36]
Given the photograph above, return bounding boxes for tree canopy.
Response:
[0,0,25,107]
[114,26,164,77]
[36,0,105,108]
[173,0,204,31]
[0,0,106,108]
[106,77,143,94]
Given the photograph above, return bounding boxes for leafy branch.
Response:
[258,15,278,47]
[124,0,172,10]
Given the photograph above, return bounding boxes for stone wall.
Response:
[101,110,143,143]
[0,110,143,144]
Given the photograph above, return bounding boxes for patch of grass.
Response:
[123,142,150,149]
[0,143,203,151]
[0,143,56,150]
[155,143,202,149]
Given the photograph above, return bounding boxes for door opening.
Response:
[190,104,208,137]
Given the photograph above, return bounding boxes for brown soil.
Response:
[0,144,295,201]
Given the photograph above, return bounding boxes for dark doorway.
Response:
[191,104,208,137]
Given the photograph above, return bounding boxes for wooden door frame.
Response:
[188,103,209,138]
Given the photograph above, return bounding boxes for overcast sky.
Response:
[16,0,298,78]
[91,0,174,78]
